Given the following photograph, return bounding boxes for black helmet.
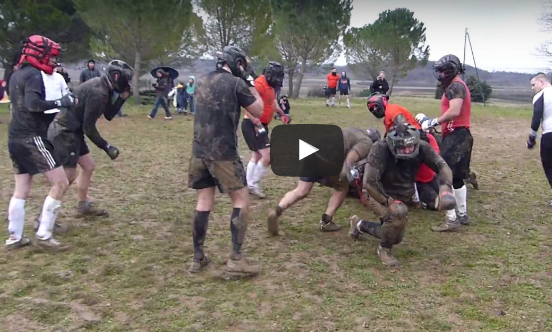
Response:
[433,54,464,86]
[107,59,133,93]
[385,121,420,160]
[366,127,381,143]
[216,46,249,77]
[367,93,388,119]
[264,61,284,88]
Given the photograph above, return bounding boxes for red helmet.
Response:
[367,93,388,119]
[18,35,60,75]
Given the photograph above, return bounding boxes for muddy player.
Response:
[47,60,133,221]
[348,121,456,266]
[416,54,473,231]
[243,61,290,198]
[266,127,378,235]
[187,46,264,278]
[6,35,77,251]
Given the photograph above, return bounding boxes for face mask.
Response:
[332,72,337,76]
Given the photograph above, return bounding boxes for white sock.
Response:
[455,185,468,216]
[8,197,26,241]
[346,98,350,107]
[446,209,457,221]
[356,220,363,232]
[326,98,329,105]
[36,196,62,239]
[246,161,257,187]
[331,97,335,105]
[413,184,420,203]
[253,164,267,188]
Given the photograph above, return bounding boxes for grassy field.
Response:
[0,96,550,332]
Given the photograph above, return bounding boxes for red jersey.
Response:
[326,73,339,89]
[440,78,471,136]
[251,75,276,124]
[415,133,439,183]
[383,104,421,132]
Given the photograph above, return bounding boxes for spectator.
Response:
[79,59,101,84]
[148,69,172,120]
[55,63,71,85]
[187,75,195,115]
[370,71,389,96]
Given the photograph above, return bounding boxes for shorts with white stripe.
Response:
[8,137,60,176]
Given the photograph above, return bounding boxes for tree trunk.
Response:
[287,69,295,97]
[388,74,396,97]
[132,49,141,105]
[292,66,304,98]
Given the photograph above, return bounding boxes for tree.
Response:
[271,0,353,98]
[74,0,195,103]
[0,0,91,80]
[344,25,387,80]
[466,76,492,103]
[195,0,274,60]
[537,1,552,62]
[369,8,430,96]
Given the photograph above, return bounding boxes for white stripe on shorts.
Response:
[33,136,56,169]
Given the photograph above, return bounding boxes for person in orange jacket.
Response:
[325,68,340,107]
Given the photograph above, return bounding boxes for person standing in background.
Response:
[187,76,195,115]
[370,71,389,96]
[79,59,101,84]
[338,71,351,108]
[325,68,339,107]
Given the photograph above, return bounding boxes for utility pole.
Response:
[463,29,487,106]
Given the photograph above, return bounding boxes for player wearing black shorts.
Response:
[337,71,351,108]
[6,35,77,251]
[187,46,264,278]
[48,60,133,218]
[416,54,473,231]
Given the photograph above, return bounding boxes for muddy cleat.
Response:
[267,208,281,236]
[189,254,210,273]
[5,235,31,250]
[377,246,399,266]
[320,220,342,232]
[165,116,172,120]
[348,215,361,240]
[34,218,69,235]
[431,218,460,232]
[457,213,469,225]
[466,171,479,190]
[222,256,260,279]
[249,186,266,199]
[33,236,71,252]
[76,201,109,218]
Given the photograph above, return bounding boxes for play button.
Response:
[299,139,319,160]
[271,124,344,177]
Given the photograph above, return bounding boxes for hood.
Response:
[341,72,347,77]
[189,75,195,80]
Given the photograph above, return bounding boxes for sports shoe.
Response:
[189,254,210,273]
[33,236,71,252]
[5,234,31,250]
[431,217,460,232]
[76,200,109,217]
[377,246,399,266]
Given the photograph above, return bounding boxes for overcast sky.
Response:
[334,0,552,73]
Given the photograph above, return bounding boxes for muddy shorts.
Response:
[48,122,90,168]
[416,177,439,210]
[8,136,60,176]
[441,127,473,181]
[241,118,270,152]
[188,156,247,193]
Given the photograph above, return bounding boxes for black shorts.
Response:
[327,87,337,95]
[188,156,247,193]
[48,123,90,168]
[441,127,473,181]
[416,177,439,211]
[241,118,270,152]
[8,137,60,176]
[339,90,349,96]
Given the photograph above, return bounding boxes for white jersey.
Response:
[41,71,70,114]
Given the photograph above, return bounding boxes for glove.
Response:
[281,114,291,124]
[240,64,256,87]
[415,113,427,124]
[105,144,119,160]
[420,117,439,131]
[54,93,76,108]
[527,134,537,149]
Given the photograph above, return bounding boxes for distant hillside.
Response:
[6,58,537,89]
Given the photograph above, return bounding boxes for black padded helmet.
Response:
[107,59,133,93]
[216,46,249,77]
[433,54,464,86]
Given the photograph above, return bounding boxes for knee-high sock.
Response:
[36,196,62,239]
[8,197,26,241]
[246,161,257,187]
[193,211,210,260]
[454,185,467,215]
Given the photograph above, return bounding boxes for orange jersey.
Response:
[415,133,439,183]
[247,75,275,124]
[383,104,421,132]
[326,73,339,89]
